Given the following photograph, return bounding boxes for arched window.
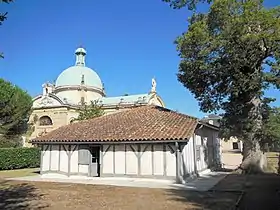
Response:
[39,116,53,126]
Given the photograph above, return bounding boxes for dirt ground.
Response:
[0,174,280,209]
[1,165,280,209]
[0,179,239,210]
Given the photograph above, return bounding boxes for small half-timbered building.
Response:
[31,105,221,183]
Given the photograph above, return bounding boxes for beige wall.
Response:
[55,89,103,105]
[221,137,242,152]
[27,107,78,145]
[26,105,137,146]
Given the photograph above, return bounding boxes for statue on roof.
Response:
[151,78,156,93]
[42,82,54,96]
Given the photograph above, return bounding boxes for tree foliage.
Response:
[0,78,33,136]
[74,100,104,122]
[262,107,280,147]
[0,0,13,58]
[163,0,212,10]
[173,0,280,171]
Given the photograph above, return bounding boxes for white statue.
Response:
[151,78,156,92]
[42,83,48,96]
[42,82,54,96]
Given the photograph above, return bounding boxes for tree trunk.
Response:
[241,140,267,174]
[239,96,267,174]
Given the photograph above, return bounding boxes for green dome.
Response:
[55,66,103,89]
[55,47,103,90]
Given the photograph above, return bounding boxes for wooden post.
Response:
[175,142,182,184]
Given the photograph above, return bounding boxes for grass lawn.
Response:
[266,152,279,173]
[0,168,39,178]
[0,180,239,210]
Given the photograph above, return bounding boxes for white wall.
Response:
[102,143,177,178]
[140,144,152,175]
[126,145,138,175]
[166,145,176,177]
[181,138,195,177]
[41,144,79,176]
[181,127,221,180]
[42,145,50,171]
[50,145,59,171]
[59,146,68,173]
[70,145,79,173]
[40,130,221,180]
[195,135,208,171]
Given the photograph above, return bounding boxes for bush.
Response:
[0,147,40,170]
[0,135,23,148]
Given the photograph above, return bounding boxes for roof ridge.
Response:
[149,105,199,121]
[85,105,199,123]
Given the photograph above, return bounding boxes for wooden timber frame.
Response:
[38,141,186,182]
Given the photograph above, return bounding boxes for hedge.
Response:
[0,147,40,170]
[0,135,23,148]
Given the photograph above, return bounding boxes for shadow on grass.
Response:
[33,170,40,175]
[0,180,48,210]
[166,189,240,210]
[213,167,235,172]
[167,172,280,210]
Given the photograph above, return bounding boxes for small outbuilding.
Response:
[31,105,221,183]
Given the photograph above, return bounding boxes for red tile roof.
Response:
[31,105,199,143]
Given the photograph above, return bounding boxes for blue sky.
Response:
[0,0,279,118]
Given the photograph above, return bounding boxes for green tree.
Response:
[74,100,104,122]
[262,107,280,148]
[170,0,280,172]
[163,0,212,10]
[0,78,33,136]
[1,0,13,58]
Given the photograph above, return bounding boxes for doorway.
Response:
[89,146,100,177]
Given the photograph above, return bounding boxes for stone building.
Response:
[27,47,164,145]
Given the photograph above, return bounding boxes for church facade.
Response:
[27,47,164,145]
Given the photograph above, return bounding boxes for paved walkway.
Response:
[7,171,229,191]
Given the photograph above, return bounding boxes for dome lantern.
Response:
[55,47,104,91]
[75,47,87,66]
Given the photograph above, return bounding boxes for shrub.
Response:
[0,135,23,148]
[0,147,40,170]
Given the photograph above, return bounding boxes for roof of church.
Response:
[32,92,162,109]
[31,105,198,143]
[97,94,151,106]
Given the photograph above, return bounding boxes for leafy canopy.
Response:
[0,0,13,58]
[262,107,280,146]
[74,100,104,122]
[0,78,33,135]
[175,0,280,139]
[163,0,212,10]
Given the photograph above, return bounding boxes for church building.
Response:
[28,47,164,143]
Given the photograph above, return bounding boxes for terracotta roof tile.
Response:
[31,105,199,143]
